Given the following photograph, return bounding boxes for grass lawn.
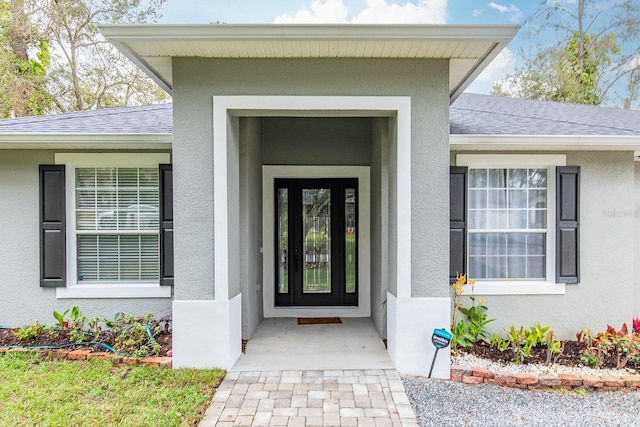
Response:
[0,352,225,427]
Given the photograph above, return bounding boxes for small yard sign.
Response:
[428,328,452,378]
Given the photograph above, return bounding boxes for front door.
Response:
[275,178,358,306]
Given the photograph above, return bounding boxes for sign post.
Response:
[428,328,452,378]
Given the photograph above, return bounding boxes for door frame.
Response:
[263,165,371,318]
[275,178,359,307]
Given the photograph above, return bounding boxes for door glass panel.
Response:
[345,188,356,293]
[277,188,288,294]
[302,188,331,294]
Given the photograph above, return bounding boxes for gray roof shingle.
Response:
[0,94,638,137]
[0,103,172,134]
[450,93,640,135]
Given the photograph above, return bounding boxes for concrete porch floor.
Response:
[231,318,394,372]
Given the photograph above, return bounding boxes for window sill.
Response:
[462,281,565,296]
[56,284,172,299]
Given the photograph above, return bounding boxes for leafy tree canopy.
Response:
[493,0,640,109]
[0,0,169,117]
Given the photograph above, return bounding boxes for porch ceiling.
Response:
[100,24,518,101]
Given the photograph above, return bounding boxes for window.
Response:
[75,167,159,282]
[468,168,547,280]
[454,155,574,295]
[51,153,171,299]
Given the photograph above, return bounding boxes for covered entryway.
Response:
[232,318,392,371]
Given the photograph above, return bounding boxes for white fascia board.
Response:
[450,134,640,151]
[99,24,519,42]
[0,133,172,150]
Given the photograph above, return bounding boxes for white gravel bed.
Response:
[402,376,640,427]
[453,352,640,378]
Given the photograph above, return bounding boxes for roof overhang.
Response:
[99,24,519,101]
[0,133,172,149]
[451,135,640,152]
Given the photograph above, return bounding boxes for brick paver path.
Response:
[199,369,419,426]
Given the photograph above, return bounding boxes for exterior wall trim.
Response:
[213,95,412,303]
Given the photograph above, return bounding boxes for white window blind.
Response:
[75,167,159,282]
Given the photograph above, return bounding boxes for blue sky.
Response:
[155,1,627,97]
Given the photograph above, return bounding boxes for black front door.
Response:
[275,178,358,306]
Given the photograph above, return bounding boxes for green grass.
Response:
[0,352,225,427]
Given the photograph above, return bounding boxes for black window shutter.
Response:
[450,166,468,283]
[556,166,580,283]
[160,164,174,286]
[40,165,66,287]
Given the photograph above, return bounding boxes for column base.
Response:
[172,295,242,369]
[387,292,451,378]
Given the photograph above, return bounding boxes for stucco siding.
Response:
[172,57,450,303]
[451,151,635,339]
[0,150,171,326]
[240,117,264,338]
[262,118,371,166]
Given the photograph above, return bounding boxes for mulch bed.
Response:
[462,341,639,371]
[0,322,172,356]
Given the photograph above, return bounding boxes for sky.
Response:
[154,0,627,98]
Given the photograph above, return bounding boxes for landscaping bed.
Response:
[0,308,172,359]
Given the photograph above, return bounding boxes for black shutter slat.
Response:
[159,164,174,286]
[450,166,468,283]
[556,166,580,283]
[40,165,66,287]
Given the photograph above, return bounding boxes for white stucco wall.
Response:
[0,150,172,326]
[240,118,264,339]
[451,151,636,339]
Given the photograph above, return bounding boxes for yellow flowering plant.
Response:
[450,273,493,351]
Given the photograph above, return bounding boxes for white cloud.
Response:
[466,47,516,94]
[624,55,640,71]
[487,2,522,22]
[476,48,516,84]
[487,2,509,13]
[275,0,349,23]
[352,0,447,24]
[472,9,482,17]
[275,0,447,24]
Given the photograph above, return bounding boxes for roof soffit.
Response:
[100,24,519,99]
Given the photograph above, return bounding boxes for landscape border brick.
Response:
[450,366,640,392]
[0,348,171,368]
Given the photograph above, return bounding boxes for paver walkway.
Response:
[199,369,419,426]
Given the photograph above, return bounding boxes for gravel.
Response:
[453,353,640,378]
[402,376,640,427]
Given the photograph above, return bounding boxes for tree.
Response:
[38,0,169,112]
[493,0,640,109]
[1,0,169,116]
[0,0,50,118]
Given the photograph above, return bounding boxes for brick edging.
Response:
[0,347,172,367]
[451,365,640,392]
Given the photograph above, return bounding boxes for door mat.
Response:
[297,317,342,325]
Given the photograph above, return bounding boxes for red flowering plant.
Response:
[633,317,640,334]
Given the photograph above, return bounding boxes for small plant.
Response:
[12,322,51,341]
[111,313,161,357]
[544,330,564,366]
[450,274,494,352]
[633,317,640,334]
[52,306,80,329]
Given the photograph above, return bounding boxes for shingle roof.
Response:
[450,93,640,135]
[1,94,639,137]
[0,103,172,133]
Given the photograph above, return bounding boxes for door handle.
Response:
[293,249,299,272]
